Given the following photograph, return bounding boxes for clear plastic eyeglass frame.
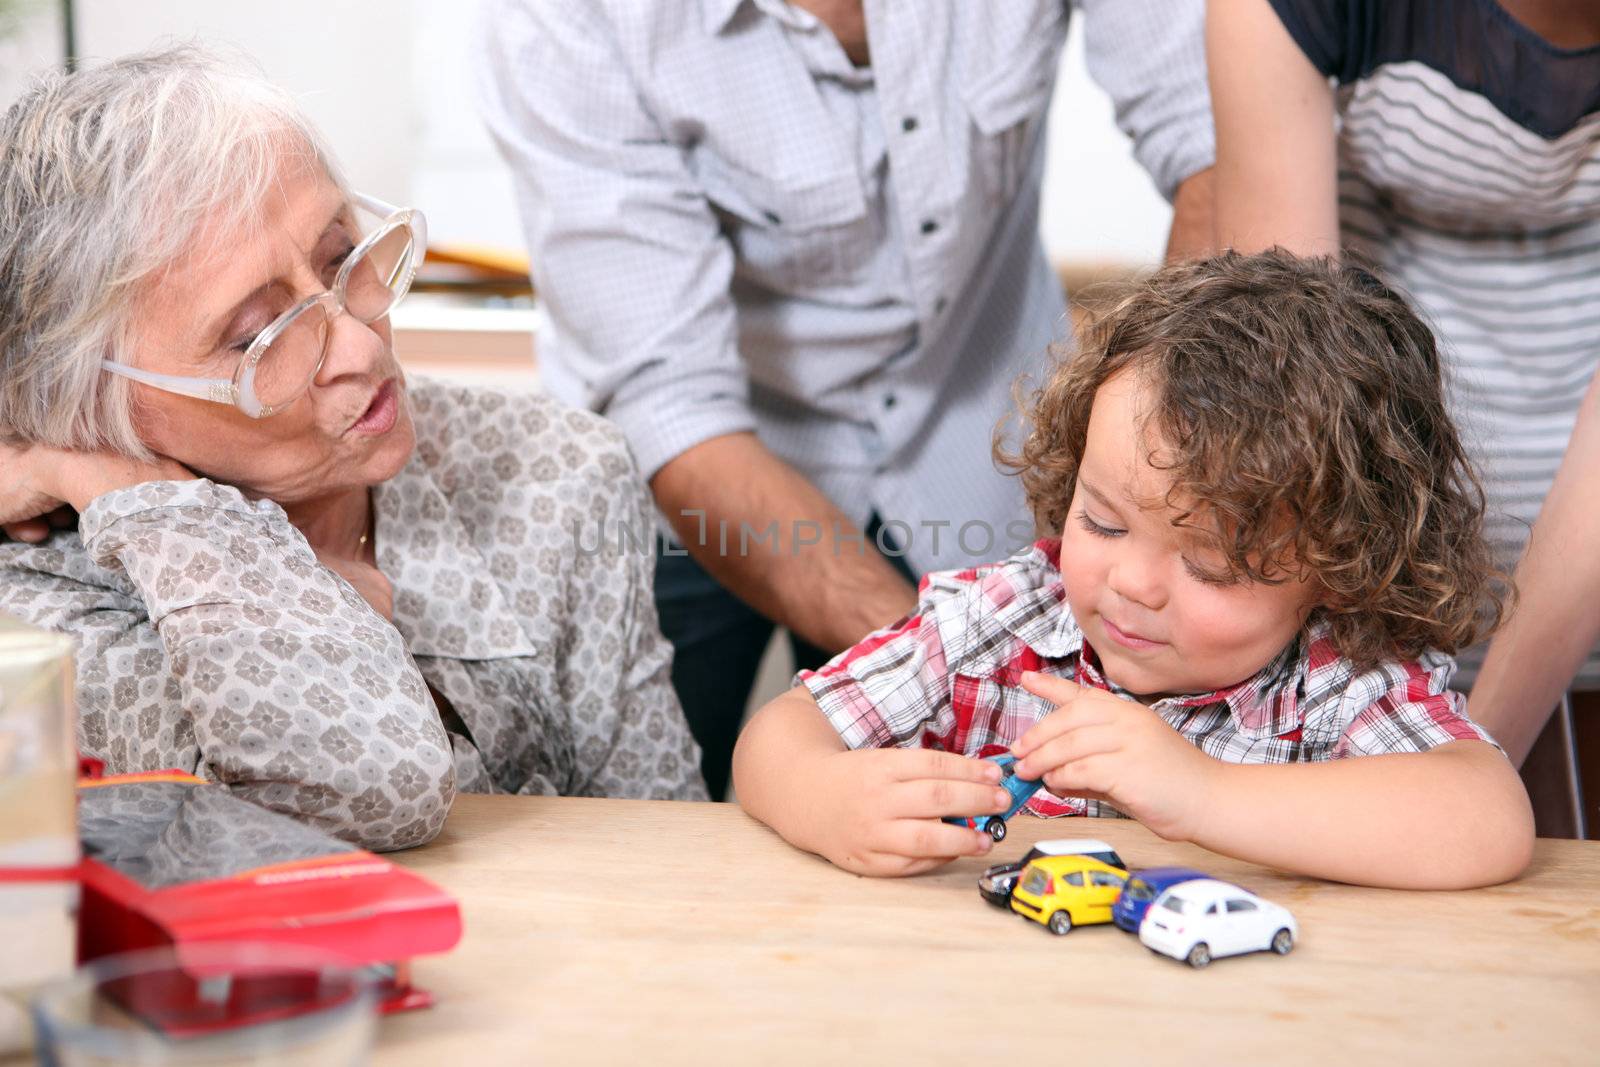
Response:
[100,192,427,419]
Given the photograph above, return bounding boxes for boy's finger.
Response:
[1041,748,1125,802]
[892,777,1012,820]
[1019,670,1081,707]
[877,818,993,860]
[1011,709,1076,759]
[890,748,1004,784]
[1013,724,1122,781]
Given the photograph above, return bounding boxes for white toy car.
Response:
[1138,878,1297,968]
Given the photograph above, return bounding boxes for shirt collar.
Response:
[985,540,1086,660]
[702,0,744,33]
[703,0,819,34]
[998,539,1314,740]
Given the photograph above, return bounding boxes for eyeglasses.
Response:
[101,192,427,418]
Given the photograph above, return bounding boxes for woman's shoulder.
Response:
[403,377,647,533]
[407,377,636,478]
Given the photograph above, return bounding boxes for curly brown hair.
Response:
[998,249,1506,668]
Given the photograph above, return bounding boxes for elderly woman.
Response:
[0,47,706,852]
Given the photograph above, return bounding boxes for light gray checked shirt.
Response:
[480,0,1213,575]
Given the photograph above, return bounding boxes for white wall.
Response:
[69,0,415,205]
[1041,21,1173,266]
[0,2,63,108]
[2,2,1173,268]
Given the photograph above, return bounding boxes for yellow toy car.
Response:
[1009,855,1129,935]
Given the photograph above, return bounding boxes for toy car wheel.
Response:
[1271,928,1294,955]
[1185,942,1212,969]
[987,819,1007,843]
[1047,910,1073,936]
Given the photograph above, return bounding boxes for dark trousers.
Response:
[654,516,915,800]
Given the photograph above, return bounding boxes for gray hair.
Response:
[0,44,349,457]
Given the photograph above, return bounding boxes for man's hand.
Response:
[0,441,191,542]
[797,747,1011,877]
[1011,671,1218,841]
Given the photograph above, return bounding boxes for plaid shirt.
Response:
[799,539,1496,819]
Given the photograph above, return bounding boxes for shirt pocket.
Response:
[962,26,1059,201]
[694,152,871,291]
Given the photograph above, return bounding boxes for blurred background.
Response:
[0,0,1173,305]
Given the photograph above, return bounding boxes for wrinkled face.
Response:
[1057,369,1322,699]
[125,156,414,505]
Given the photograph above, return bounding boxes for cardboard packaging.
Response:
[0,616,79,1055]
[77,772,462,1020]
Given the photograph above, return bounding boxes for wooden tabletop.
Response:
[380,794,1600,1065]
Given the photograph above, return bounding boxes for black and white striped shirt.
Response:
[1269,0,1600,685]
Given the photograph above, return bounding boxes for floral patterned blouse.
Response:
[0,379,707,851]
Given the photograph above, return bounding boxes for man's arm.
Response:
[1165,165,1215,261]
[652,434,915,654]
[479,2,912,652]
[1470,372,1600,765]
[1076,0,1217,213]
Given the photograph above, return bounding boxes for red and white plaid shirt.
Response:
[798,539,1497,819]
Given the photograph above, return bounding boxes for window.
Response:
[1126,879,1153,902]
[1021,867,1051,896]
[1158,893,1193,915]
[1064,871,1085,887]
[1091,871,1125,888]
[1206,903,1219,915]
[1226,899,1258,913]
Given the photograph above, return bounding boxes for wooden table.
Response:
[380,795,1600,1065]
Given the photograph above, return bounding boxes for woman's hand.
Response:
[0,441,192,541]
[799,746,1010,877]
[1011,671,1219,842]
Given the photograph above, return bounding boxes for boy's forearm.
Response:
[733,688,846,852]
[1186,742,1534,889]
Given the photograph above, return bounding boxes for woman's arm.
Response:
[1470,372,1600,765]
[1207,0,1340,254]
[562,420,710,802]
[1190,742,1534,888]
[1,464,457,852]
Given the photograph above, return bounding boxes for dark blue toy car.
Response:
[942,754,1042,843]
[1112,867,1212,932]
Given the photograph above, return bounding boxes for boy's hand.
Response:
[1011,671,1218,841]
[803,747,1011,878]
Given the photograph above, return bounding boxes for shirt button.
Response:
[883,393,898,409]
[901,116,919,133]
[920,219,939,235]
[934,295,948,314]
[762,209,781,225]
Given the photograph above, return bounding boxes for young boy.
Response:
[733,251,1534,890]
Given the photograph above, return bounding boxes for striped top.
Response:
[1269,0,1600,686]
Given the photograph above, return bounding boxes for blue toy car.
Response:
[1112,866,1213,932]
[943,754,1042,843]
